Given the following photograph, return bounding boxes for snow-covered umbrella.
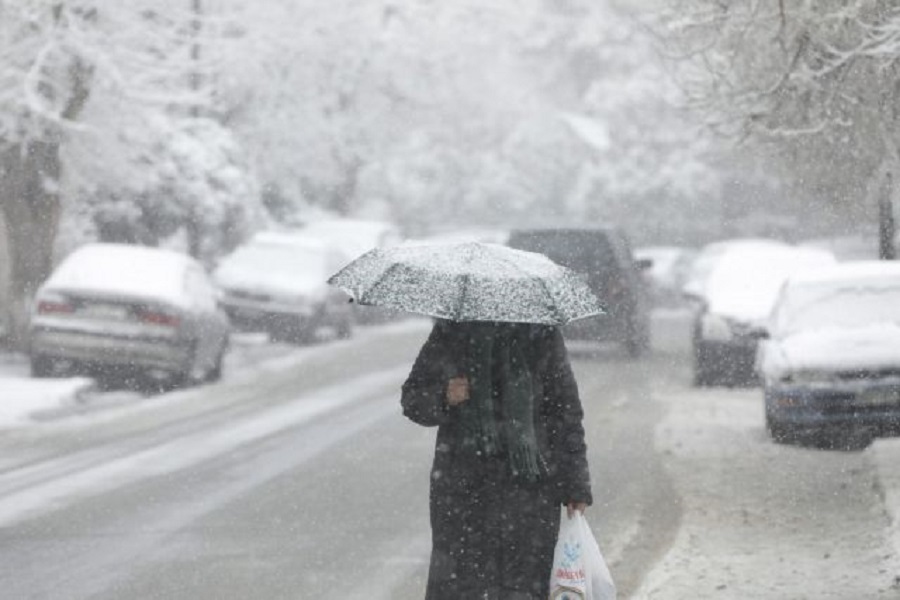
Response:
[327,241,605,325]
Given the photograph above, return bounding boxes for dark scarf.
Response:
[455,322,545,481]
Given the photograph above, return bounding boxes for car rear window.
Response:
[507,230,617,279]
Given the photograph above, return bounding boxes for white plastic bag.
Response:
[548,509,616,600]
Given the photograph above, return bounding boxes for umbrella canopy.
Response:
[327,241,605,325]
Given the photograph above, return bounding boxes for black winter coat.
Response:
[401,322,592,600]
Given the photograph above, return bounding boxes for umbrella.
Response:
[327,241,605,325]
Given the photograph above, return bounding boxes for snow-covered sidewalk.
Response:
[634,384,900,599]
[870,438,900,570]
[0,353,94,427]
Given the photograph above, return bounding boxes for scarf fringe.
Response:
[509,439,545,482]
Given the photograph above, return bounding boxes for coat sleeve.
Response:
[544,329,593,505]
[401,325,453,427]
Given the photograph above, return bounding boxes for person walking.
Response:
[402,319,593,600]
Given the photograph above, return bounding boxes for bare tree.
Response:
[660,0,900,254]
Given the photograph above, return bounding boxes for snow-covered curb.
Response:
[0,376,95,427]
[869,439,900,561]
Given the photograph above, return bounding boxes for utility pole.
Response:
[880,172,896,260]
[187,0,202,259]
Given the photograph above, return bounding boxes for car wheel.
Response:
[693,366,716,386]
[206,347,225,382]
[765,411,792,443]
[693,347,716,387]
[281,319,315,345]
[30,355,58,378]
[624,328,649,358]
[169,341,200,388]
[623,314,650,358]
[336,316,353,340]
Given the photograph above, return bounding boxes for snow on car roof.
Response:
[785,260,900,287]
[703,243,836,321]
[250,230,330,250]
[302,218,397,237]
[301,219,401,258]
[42,243,197,307]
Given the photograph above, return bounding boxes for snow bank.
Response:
[0,376,92,427]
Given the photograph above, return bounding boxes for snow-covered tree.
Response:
[225,0,722,241]
[0,1,260,345]
[659,0,900,252]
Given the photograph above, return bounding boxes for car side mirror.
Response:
[748,327,770,341]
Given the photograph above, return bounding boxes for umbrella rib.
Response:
[357,262,404,306]
[493,252,566,324]
[454,272,472,321]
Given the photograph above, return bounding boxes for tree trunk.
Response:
[0,141,63,350]
[880,172,897,260]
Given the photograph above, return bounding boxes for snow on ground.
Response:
[7,310,900,596]
[870,438,900,571]
[0,353,93,426]
[635,382,900,599]
[0,319,430,427]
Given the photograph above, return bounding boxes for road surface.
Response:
[0,316,897,599]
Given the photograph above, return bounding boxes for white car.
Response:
[299,218,403,324]
[300,218,402,260]
[687,240,836,386]
[29,243,230,386]
[757,261,900,441]
[213,233,353,343]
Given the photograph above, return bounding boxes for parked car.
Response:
[686,239,835,387]
[300,218,403,324]
[300,218,402,260]
[213,233,353,343]
[681,238,774,300]
[421,227,510,245]
[757,261,900,442]
[29,243,230,385]
[507,227,652,356]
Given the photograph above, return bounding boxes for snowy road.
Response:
[0,316,898,598]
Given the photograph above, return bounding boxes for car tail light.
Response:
[138,310,181,327]
[37,299,75,315]
[775,396,799,408]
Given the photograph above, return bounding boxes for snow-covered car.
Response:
[300,218,402,260]
[29,243,230,385]
[421,227,510,245]
[687,240,836,386]
[299,218,403,324]
[681,238,775,300]
[213,233,353,343]
[757,261,900,441]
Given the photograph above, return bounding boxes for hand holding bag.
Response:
[549,509,616,600]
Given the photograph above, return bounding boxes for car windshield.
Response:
[776,282,900,335]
